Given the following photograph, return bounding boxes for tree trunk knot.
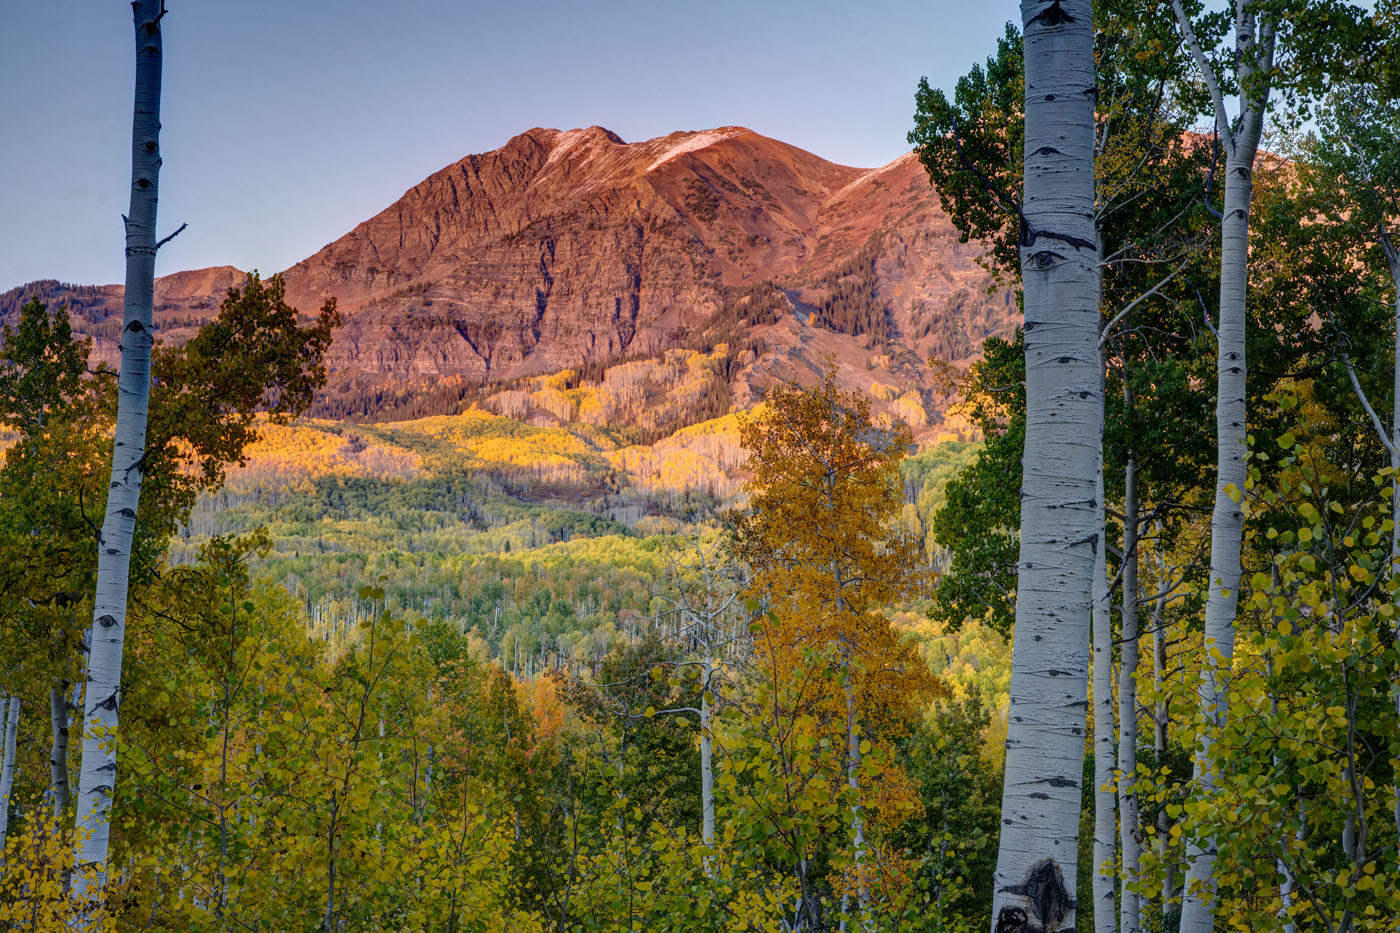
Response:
[1027,0,1073,27]
[996,858,1076,931]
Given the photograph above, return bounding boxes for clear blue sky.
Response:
[0,0,1021,291]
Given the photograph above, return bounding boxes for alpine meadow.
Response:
[3,1,1400,930]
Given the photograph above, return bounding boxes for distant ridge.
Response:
[2,126,1016,436]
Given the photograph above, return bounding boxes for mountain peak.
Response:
[641,127,755,171]
[509,125,769,174]
[507,125,626,157]
[10,125,1018,435]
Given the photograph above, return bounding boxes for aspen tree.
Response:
[1166,3,1275,927]
[1090,466,1116,933]
[49,683,73,822]
[1116,455,1141,933]
[0,696,17,856]
[732,376,933,927]
[989,2,1100,930]
[1315,75,1400,841]
[912,17,1205,926]
[650,536,745,852]
[71,0,171,910]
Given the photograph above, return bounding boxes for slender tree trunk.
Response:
[1171,5,1273,928]
[0,696,18,855]
[841,648,867,930]
[1278,809,1303,933]
[1385,237,1400,844]
[1179,143,1256,933]
[421,684,434,825]
[71,0,165,912]
[1117,456,1141,933]
[323,795,338,933]
[1091,464,1117,933]
[1150,560,1175,920]
[991,2,1100,929]
[700,658,715,850]
[62,682,81,895]
[50,683,72,821]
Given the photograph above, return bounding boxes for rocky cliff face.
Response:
[2,126,1017,433]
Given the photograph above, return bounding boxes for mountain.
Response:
[1,126,1016,436]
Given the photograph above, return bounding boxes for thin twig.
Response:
[155,222,188,251]
[1341,352,1398,459]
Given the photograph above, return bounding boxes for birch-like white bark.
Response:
[0,696,17,855]
[843,655,868,929]
[1343,238,1400,841]
[991,2,1100,928]
[700,658,715,849]
[1178,148,1252,933]
[71,0,165,911]
[1385,236,1400,844]
[654,540,741,863]
[50,683,72,821]
[1091,456,1117,933]
[1172,5,1274,929]
[1117,456,1142,933]
[1151,567,1175,920]
[1277,814,1303,933]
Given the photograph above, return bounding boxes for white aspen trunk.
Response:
[375,716,384,844]
[323,796,338,933]
[1116,457,1141,933]
[421,683,433,825]
[1169,6,1274,928]
[1277,816,1303,933]
[842,649,868,930]
[991,2,1100,929]
[51,683,72,821]
[0,696,17,854]
[1343,238,1400,844]
[1385,238,1400,843]
[72,0,165,911]
[1091,464,1117,933]
[1178,144,1256,933]
[700,658,715,850]
[1150,561,1175,919]
[1270,682,1301,933]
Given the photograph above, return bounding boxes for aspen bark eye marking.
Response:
[996,858,1078,931]
[997,907,1030,933]
[1028,250,1067,270]
[1027,0,1073,26]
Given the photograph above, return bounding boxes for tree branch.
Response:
[1100,258,1189,346]
[1341,352,1399,459]
[1170,0,1236,156]
[949,114,1028,244]
[155,222,187,251]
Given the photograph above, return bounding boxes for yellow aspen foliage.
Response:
[728,373,944,924]
[732,373,942,739]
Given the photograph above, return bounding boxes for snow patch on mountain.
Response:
[646,128,749,171]
[824,154,915,206]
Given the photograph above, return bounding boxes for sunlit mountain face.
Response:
[3,125,1015,436]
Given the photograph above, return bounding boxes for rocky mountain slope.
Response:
[2,126,1017,437]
